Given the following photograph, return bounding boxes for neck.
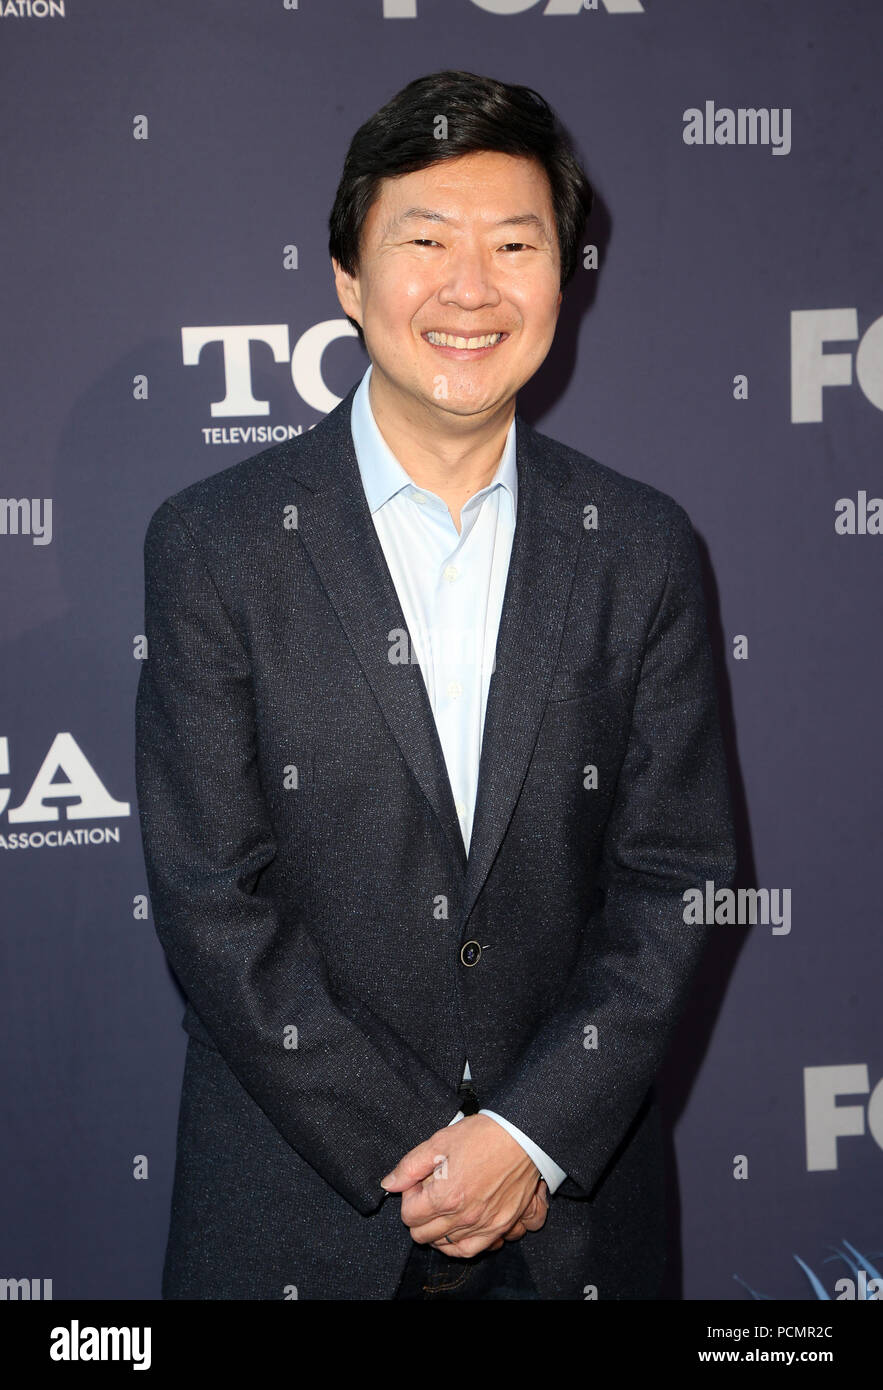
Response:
[367,367,514,532]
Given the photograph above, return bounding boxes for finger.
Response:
[434,1231,504,1259]
[400,1197,462,1231]
[399,1175,464,1229]
[410,1216,476,1247]
[430,1237,466,1255]
[525,1184,545,1228]
[514,1192,541,1225]
[420,1215,508,1254]
[521,1207,547,1232]
[501,1183,547,1239]
[428,1228,472,1257]
[432,1243,467,1259]
[380,1143,449,1194]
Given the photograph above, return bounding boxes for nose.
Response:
[436,240,502,311]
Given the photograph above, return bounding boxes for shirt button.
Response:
[443,565,459,582]
[447,681,463,700]
[455,799,466,818]
[460,940,482,967]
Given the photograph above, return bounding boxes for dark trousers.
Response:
[394,1233,541,1299]
[393,1077,543,1300]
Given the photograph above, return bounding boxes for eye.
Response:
[500,243,531,252]
[410,239,441,247]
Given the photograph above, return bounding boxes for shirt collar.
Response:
[350,362,518,516]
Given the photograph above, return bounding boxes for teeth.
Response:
[425,331,503,349]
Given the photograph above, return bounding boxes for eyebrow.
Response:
[383,207,552,241]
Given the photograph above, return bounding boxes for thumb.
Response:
[380,1141,444,1192]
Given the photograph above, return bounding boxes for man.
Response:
[136,70,735,1301]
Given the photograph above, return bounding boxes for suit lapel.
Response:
[461,420,582,920]
[289,384,583,908]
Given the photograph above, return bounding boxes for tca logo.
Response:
[0,734,130,823]
[182,320,360,419]
[804,1065,883,1171]
[791,310,883,422]
[382,0,643,14]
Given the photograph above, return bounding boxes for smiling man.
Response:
[332,148,562,527]
[136,70,736,1301]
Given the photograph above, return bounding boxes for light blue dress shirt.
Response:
[350,363,567,1195]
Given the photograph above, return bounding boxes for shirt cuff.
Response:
[478,1109,567,1194]
[448,1110,465,1126]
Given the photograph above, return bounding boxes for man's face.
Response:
[333,150,563,422]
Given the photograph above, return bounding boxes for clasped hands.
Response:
[379,1113,549,1257]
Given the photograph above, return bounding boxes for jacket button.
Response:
[460,940,482,967]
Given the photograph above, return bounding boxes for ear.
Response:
[332,257,363,329]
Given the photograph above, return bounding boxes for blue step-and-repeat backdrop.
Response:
[1,0,880,1300]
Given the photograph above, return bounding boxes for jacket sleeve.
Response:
[135,499,461,1215]
[479,502,736,1198]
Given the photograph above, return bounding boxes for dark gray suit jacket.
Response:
[135,380,736,1300]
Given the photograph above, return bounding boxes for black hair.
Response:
[329,70,594,346]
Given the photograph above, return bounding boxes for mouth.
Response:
[421,330,509,357]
